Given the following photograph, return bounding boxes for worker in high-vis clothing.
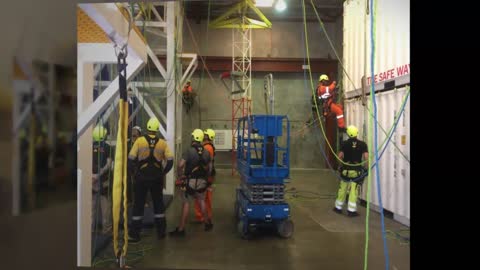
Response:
[316,74,345,131]
[333,125,368,217]
[127,117,174,242]
[170,129,213,237]
[181,80,196,113]
[127,126,142,204]
[194,128,216,222]
[92,125,113,234]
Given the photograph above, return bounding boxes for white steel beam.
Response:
[77,62,94,267]
[184,61,198,87]
[152,48,167,54]
[145,93,167,125]
[165,1,176,196]
[93,64,103,77]
[151,5,164,22]
[145,27,167,38]
[77,59,144,138]
[96,81,166,88]
[100,96,119,124]
[135,21,166,28]
[147,46,167,79]
[180,54,197,86]
[131,86,167,138]
[11,89,21,216]
[79,3,147,63]
[128,103,142,124]
[14,59,46,132]
[78,43,139,64]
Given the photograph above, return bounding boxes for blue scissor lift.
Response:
[234,115,294,239]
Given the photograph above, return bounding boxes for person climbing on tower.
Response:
[182,80,196,113]
[316,74,345,132]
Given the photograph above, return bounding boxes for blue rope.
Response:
[370,0,390,268]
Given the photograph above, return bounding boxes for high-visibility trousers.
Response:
[330,102,345,129]
[334,180,359,212]
[323,99,345,129]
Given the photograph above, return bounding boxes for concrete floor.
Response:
[95,169,409,270]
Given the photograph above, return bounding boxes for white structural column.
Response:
[131,86,167,138]
[11,81,23,216]
[77,62,94,267]
[165,1,176,196]
[48,63,56,179]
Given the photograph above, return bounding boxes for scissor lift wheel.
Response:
[277,219,294,238]
[237,219,251,239]
[234,201,240,221]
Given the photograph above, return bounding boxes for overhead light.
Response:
[275,0,287,12]
[255,0,275,7]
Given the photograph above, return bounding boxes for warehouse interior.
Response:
[5,0,410,269]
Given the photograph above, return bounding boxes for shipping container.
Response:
[345,87,410,226]
[342,0,410,93]
[342,0,410,226]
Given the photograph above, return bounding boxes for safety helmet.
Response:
[346,125,358,138]
[187,80,191,84]
[191,129,204,142]
[147,117,160,132]
[93,125,107,142]
[203,128,215,141]
[319,74,329,82]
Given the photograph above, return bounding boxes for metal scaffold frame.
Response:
[209,0,272,175]
[231,21,252,175]
[231,97,251,175]
[75,2,197,266]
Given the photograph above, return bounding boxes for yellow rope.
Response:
[112,96,129,257]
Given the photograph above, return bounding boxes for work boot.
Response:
[155,217,166,239]
[128,230,141,243]
[204,220,213,231]
[169,227,186,237]
[332,207,342,214]
[347,210,359,217]
[128,219,142,243]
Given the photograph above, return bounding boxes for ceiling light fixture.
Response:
[255,0,275,7]
[275,0,287,12]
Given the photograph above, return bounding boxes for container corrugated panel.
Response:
[343,0,410,92]
[344,87,410,223]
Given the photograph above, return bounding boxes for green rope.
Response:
[309,0,410,164]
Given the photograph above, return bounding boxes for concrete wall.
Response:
[176,18,344,169]
[178,71,329,169]
[182,19,341,59]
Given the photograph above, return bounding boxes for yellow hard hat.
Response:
[191,129,204,142]
[203,128,215,141]
[93,125,107,142]
[319,74,329,82]
[147,117,160,132]
[346,125,358,138]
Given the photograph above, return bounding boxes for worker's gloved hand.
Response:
[175,175,186,186]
